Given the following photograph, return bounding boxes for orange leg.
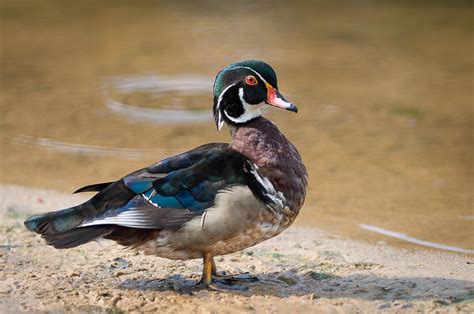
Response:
[211,256,217,276]
[199,252,214,287]
[197,253,258,290]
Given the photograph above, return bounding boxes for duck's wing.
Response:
[78,143,281,230]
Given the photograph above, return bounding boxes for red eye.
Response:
[245,75,257,85]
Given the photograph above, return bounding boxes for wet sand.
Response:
[1,184,473,313]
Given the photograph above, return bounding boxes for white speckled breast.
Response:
[136,186,288,260]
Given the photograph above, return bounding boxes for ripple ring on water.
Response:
[102,74,214,124]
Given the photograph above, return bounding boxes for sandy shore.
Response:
[0,184,473,313]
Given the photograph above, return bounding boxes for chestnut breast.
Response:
[229,117,308,212]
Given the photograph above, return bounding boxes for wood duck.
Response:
[24,60,308,290]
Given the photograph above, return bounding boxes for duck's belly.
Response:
[135,186,288,260]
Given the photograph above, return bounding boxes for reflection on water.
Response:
[1,0,472,253]
[105,99,211,124]
[105,74,213,94]
[359,224,474,254]
[11,136,182,159]
[103,74,212,124]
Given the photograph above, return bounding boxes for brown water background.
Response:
[1,1,472,252]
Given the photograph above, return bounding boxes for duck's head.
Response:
[212,60,297,131]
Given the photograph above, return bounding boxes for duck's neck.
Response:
[229,117,292,168]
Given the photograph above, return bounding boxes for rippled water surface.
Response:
[1,1,472,252]
[103,74,213,124]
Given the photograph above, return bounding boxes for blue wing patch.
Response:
[142,188,185,209]
[125,180,153,194]
[121,143,257,215]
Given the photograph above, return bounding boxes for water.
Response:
[1,1,472,253]
[11,135,182,159]
[103,74,213,124]
[359,224,474,254]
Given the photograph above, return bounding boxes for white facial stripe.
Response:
[232,66,270,86]
[238,86,248,105]
[216,83,237,112]
[223,87,262,123]
[216,83,236,132]
[217,115,224,131]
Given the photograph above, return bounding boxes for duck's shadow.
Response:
[119,274,198,293]
[118,269,474,303]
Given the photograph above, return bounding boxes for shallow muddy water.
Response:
[1,1,472,252]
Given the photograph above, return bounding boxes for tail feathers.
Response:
[42,226,113,249]
[73,182,114,194]
[24,206,86,235]
[24,206,115,249]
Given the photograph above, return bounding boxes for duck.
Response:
[24,60,308,290]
